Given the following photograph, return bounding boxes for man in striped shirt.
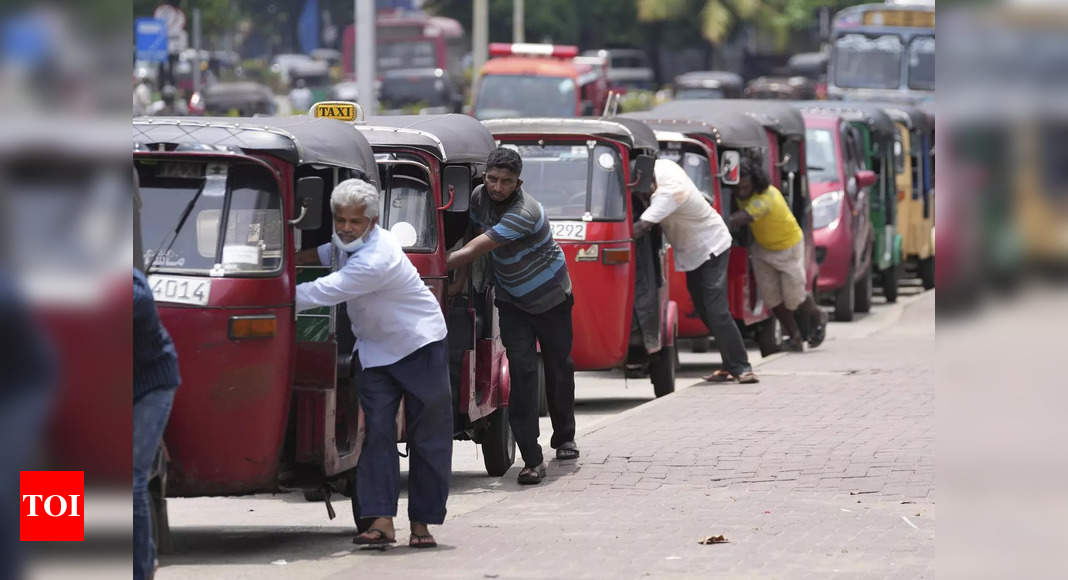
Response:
[447,147,578,485]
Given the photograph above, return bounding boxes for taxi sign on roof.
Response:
[310,101,363,123]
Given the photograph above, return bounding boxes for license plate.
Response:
[550,221,587,241]
[148,275,212,306]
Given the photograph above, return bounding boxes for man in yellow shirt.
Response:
[728,155,826,351]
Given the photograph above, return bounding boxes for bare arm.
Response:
[728,210,754,231]
[633,219,657,240]
[446,233,503,270]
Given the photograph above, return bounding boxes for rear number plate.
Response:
[550,221,587,241]
[148,275,211,306]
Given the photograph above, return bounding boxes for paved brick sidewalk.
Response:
[315,293,935,579]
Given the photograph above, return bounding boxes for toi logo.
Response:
[20,471,84,541]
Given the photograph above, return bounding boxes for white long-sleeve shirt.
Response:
[640,158,733,272]
[296,226,446,368]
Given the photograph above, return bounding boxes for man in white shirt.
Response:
[633,159,757,384]
[295,178,450,549]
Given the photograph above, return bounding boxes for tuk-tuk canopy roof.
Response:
[674,70,743,89]
[133,116,379,181]
[641,102,771,150]
[870,103,932,134]
[622,109,768,151]
[706,99,808,138]
[482,117,659,153]
[793,102,897,140]
[360,114,496,164]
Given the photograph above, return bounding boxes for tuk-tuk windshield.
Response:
[805,129,840,183]
[137,159,283,275]
[511,143,626,220]
[834,33,903,89]
[379,163,437,252]
[474,75,577,119]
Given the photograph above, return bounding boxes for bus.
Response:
[827,1,934,103]
[341,13,466,88]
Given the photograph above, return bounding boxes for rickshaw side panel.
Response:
[562,236,634,370]
[161,299,295,495]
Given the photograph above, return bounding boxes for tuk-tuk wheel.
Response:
[481,408,516,477]
[536,354,548,418]
[691,337,710,353]
[757,317,783,358]
[920,257,935,290]
[649,344,677,398]
[149,445,171,554]
[882,264,900,303]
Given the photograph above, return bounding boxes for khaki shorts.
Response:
[750,241,807,310]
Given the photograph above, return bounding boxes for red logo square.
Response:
[20,471,84,541]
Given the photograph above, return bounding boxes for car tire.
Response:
[834,267,856,322]
[481,408,516,477]
[854,266,873,313]
[149,446,171,554]
[920,256,935,290]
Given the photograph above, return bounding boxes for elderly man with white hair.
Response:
[294,178,450,549]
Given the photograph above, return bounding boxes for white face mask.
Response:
[332,224,373,253]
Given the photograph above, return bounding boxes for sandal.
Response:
[517,462,547,485]
[736,371,759,384]
[702,369,735,383]
[807,310,828,348]
[555,441,580,461]
[409,533,437,549]
[353,527,396,546]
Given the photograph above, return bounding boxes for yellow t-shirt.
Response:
[741,185,803,251]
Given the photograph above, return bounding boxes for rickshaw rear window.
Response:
[510,143,626,221]
[137,160,283,275]
[675,87,725,100]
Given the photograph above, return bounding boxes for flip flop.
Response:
[736,371,759,384]
[353,528,396,546]
[702,370,735,383]
[556,442,580,460]
[409,533,437,549]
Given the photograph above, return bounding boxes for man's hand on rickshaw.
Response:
[446,233,502,271]
[633,219,655,240]
[447,266,469,297]
[727,210,753,231]
[295,248,322,266]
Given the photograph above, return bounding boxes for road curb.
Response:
[575,290,929,440]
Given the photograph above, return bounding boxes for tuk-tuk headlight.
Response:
[812,190,843,230]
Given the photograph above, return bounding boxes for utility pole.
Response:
[192,9,201,98]
[473,0,489,83]
[513,0,524,43]
[355,0,375,116]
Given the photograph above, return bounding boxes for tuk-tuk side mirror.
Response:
[291,176,324,230]
[629,154,656,193]
[719,150,741,185]
[442,165,472,213]
[855,169,877,190]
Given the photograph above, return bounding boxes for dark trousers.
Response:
[685,251,752,377]
[356,339,452,524]
[498,295,577,468]
[133,386,177,580]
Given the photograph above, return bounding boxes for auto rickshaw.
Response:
[651,99,821,339]
[189,81,278,117]
[878,103,935,289]
[672,71,744,100]
[347,112,515,476]
[744,76,818,101]
[482,117,680,397]
[622,108,783,355]
[133,113,512,547]
[796,102,904,302]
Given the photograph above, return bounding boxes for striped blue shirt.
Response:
[470,185,572,314]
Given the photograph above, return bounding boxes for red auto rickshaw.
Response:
[483,117,680,397]
[133,113,513,547]
[623,109,783,355]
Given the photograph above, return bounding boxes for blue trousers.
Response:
[133,386,177,580]
[355,339,452,524]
